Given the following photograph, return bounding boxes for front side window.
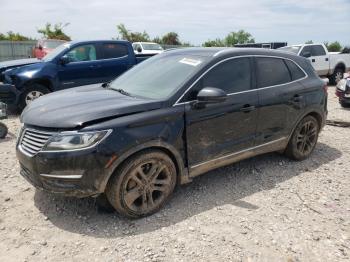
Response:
[103,43,128,59]
[183,58,252,101]
[300,46,312,57]
[65,44,97,62]
[256,57,291,88]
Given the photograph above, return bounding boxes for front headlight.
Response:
[42,130,111,151]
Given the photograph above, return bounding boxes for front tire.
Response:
[106,150,177,218]
[340,100,350,108]
[285,116,319,160]
[19,84,50,110]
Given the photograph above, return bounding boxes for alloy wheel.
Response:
[122,160,173,213]
[335,71,343,84]
[296,120,318,156]
[25,91,44,105]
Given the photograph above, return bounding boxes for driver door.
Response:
[183,57,259,167]
[57,44,101,89]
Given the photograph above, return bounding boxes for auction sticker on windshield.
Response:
[179,58,202,66]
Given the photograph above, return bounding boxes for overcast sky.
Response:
[1,0,349,46]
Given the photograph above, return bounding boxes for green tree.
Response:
[305,40,313,44]
[0,31,32,41]
[161,32,181,45]
[202,30,255,47]
[324,41,342,52]
[202,38,225,47]
[224,30,255,46]
[116,23,150,42]
[37,23,71,41]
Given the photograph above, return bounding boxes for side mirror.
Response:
[137,47,142,53]
[59,55,70,65]
[302,51,311,58]
[196,87,227,106]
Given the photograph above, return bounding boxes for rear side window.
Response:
[202,58,251,93]
[311,45,326,56]
[285,60,306,80]
[256,57,291,88]
[102,43,128,59]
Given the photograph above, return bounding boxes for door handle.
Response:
[311,59,315,63]
[240,104,255,113]
[291,94,303,102]
[325,58,329,62]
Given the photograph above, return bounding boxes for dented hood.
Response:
[21,85,162,129]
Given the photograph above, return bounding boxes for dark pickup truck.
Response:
[0,40,152,110]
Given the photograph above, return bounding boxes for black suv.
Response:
[16,48,327,218]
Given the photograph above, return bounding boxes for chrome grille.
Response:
[20,129,55,156]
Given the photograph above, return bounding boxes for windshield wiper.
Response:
[114,88,131,96]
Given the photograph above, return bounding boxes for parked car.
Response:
[336,73,350,107]
[132,42,164,54]
[0,40,153,110]
[16,48,327,218]
[32,39,67,59]
[279,43,350,84]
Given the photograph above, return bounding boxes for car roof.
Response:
[164,47,302,59]
[68,40,130,46]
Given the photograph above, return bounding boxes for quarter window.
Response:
[66,44,97,62]
[285,60,306,80]
[256,57,291,88]
[102,43,128,59]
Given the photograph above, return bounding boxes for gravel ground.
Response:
[0,86,349,262]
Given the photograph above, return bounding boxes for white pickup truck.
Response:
[279,44,350,84]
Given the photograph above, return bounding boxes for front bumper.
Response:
[0,83,20,110]
[16,143,112,197]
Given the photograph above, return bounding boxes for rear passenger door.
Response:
[97,42,133,83]
[255,57,306,146]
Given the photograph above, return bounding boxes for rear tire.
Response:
[0,122,8,139]
[330,67,344,85]
[19,84,50,110]
[285,116,319,161]
[106,150,177,218]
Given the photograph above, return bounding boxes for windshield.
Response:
[44,40,65,49]
[278,46,301,54]
[109,54,208,99]
[42,44,69,61]
[141,43,163,51]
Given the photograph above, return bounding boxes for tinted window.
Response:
[103,43,128,59]
[311,45,326,56]
[300,46,312,57]
[203,58,251,93]
[66,44,97,62]
[256,57,291,88]
[285,60,306,80]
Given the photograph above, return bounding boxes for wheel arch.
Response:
[335,62,346,72]
[98,140,190,193]
[288,109,325,144]
[23,78,53,92]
